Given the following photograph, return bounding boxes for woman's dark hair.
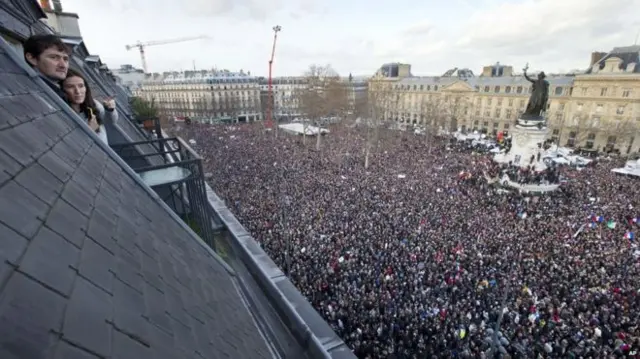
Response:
[62,69,100,125]
[23,35,67,64]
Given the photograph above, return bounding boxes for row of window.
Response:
[389,97,635,120]
[551,130,625,149]
[146,77,257,84]
[394,83,570,96]
[575,102,629,114]
[575,87,633,97]
[140,84,260,91]
[476,97,527,108]
[147,91,260,99]
[393,83,638,99]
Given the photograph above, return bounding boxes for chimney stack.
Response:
[39,0,52,10]
[590,52,606,67]
[52,0,63,12]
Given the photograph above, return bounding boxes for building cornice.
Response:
[575,74,640,81]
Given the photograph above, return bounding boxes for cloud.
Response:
[402,22,434,37]
[95,0,293,20]
[392,0,640,75]
[456,0,638,50]
[66,0,640,77]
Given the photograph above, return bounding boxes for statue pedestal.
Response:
[493,117,548,171]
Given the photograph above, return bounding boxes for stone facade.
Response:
[370,47,640,155]
[134,71,262,122]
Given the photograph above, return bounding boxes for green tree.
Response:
[130,96,158,121]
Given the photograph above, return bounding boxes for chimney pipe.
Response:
[39,0,52,10]
[590,52,606,67]
[52,0,63,12]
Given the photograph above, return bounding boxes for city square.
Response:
[0,1,639,358]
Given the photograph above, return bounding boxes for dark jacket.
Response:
[39,74,67,101]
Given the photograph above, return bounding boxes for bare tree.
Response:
[363,81,397,168]
[559,113,593,148]
[295,64,343,149]
[603,117,640,154]
[418,94,446,152]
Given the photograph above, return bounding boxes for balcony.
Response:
[111,137,221,248]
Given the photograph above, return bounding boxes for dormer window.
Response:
[604,57,623,72]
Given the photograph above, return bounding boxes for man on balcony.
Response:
[23,34,69,100]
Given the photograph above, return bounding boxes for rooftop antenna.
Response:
[635,28,640,45]
[193,60,196,71]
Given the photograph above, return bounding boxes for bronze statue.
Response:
[522,63,549,118]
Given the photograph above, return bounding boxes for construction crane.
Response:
[266,25,282,129]
[125,36,207,73]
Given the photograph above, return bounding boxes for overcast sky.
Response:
[62,0,640,77]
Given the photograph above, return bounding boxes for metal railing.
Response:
[112,137,217,250]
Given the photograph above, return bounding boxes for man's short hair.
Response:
[23,34,67,63]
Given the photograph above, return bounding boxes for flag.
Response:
[624,231,635,241]
[591,215,604,223]
[607,220,616,229]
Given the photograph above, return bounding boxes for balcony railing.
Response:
[111,137,218,249]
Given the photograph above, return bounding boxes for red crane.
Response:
[266,25,282,128]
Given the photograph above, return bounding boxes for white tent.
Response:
[278,123,329,136]
[612,159,640,177]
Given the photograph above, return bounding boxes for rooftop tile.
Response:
[0,32,277,359]
[18,227,80,296]
[0,180,48,238]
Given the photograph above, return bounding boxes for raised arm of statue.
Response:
[523,71,535,83]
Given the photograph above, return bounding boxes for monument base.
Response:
[493,117,548,171]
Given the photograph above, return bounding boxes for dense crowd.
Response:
[176,122,640,358]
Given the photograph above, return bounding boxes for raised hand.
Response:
[87,108,100,132]
[102,97,116,110]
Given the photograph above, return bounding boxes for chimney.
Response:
[52,0,63,12]
[590,52,606,67]
[40,0,52,11]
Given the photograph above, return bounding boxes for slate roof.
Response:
[586,45,640,74]
[397,74,574,87]
[0,39,275,359]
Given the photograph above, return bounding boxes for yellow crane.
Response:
[125,36,208,73]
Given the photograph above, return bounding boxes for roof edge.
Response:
[205,186,356,359]
[0,34,239,282]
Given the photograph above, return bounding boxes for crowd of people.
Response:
[175,122,640,358]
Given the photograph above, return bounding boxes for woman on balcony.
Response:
[61,69,118,144]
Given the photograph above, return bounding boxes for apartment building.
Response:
[258,76,307,119]
[345,74,369,112]
[369,46,640,154]
[113,64,145,93]
[561,46,640,153]
[135,70,261,122]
